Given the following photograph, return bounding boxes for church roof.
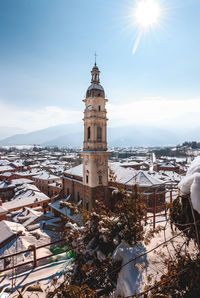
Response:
[87,84,104,91]
[63,162,164,188]
[64,164,83,177]
[109,162,164,187]
[92,63,99,71]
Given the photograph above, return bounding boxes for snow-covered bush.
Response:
[154,157,200,297]
[47,185,147,296]
[179,156,200,214]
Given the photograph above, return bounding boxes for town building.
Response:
[32,172,61,196]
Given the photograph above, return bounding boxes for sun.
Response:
[133,0,161,31]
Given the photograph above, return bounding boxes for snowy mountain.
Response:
[0,127,26,141]
[0,124,82,147]
[0,123,199,147]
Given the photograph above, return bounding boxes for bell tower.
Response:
[81,62,109,211]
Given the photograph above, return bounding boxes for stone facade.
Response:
[81,63,109,210]
[0,185,15,202]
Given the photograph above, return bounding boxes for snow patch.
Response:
[112,241,148,297]
[178,157,200,213]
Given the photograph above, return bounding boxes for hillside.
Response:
[0,123,199,147]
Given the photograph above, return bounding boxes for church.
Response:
[62,62,109,211]
[62,63,166,211]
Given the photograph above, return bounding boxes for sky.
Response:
[0,0,200,133]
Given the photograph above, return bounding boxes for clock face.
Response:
[95,158,104,167]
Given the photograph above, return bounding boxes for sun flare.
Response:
[130,0,164,54]
[133,0,161,30]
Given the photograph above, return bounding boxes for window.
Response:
[77,192,80,202]
[97,127,102,141]
[99,175,102,185]
[98,105,101,111]
[88,127,91,140]
[67,188,69,196]
[86,175,89,184]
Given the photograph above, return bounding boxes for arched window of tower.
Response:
[88,127,91,140]
[97,127,102,141]
[99,175,102,185]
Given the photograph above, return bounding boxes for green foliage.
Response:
[153,147,187,158]
[182,141,200,149]
[50,245,69,255]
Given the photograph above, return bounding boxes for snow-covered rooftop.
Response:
[0,181,9,189]
[64,162,164,187]
[2,189,50,211]
[0,206,8,215]
[0,220,26,245]
[64,164,83,177]
[33,172,60,181]
[0,165,15,172]
[10,178,34,186]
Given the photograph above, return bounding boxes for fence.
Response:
[146,189,174,229]
[0,238,65,273]
[0,189,177,274]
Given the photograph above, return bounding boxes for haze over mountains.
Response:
[0,124,199,147]
[0,127,26,141]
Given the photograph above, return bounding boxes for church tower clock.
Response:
[81,62,109,210]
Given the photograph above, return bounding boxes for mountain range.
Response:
[0,123,199,147]
[0,127,26,141]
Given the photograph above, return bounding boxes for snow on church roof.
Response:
[87,84,104,91]
[109,162,164,187]
[127,171,165,187]
[64,164,83,177]
[63,162,164,187]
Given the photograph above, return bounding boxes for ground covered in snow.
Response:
[1,212,197,298]
[0,226,60,274]
[114,218,197,297]
[0,258,73,298]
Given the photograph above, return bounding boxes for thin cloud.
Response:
[107,97,200,127]
[1,97,200,132]
[0,99,82,132]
